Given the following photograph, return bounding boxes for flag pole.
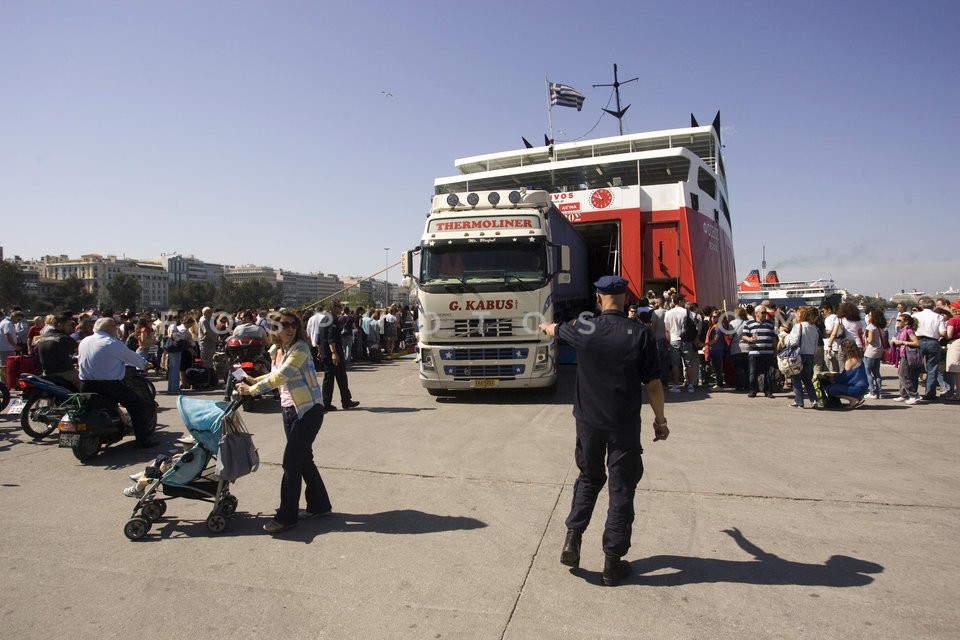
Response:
[545,77,553,147]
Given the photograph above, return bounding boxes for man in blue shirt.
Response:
[541,276,668,586]
[78,317,157,448]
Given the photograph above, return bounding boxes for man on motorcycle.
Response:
[231,309,268,340]
[78,317,158,449]
[35,311,80,391]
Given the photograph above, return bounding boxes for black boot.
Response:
[602,555,632,586]
[560,529,582,568]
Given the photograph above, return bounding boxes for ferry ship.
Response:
[432,117,737,308]
[737,269,842,309]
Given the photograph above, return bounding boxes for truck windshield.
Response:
[420,240,548,292]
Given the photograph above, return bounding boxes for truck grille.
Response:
[444,365,525,378]
[452,318,514,338]
[438,347,528,361]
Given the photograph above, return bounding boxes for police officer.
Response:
[541,275,668,586]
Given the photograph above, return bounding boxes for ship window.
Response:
[697,168,716,199]
[690,193,699,211]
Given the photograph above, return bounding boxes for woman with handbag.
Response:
[786,306,820,408]
[236,310,330,534]
[892,313,922,404]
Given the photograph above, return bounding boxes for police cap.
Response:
[594,275,629,295]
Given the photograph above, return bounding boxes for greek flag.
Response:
[549,82,585,111]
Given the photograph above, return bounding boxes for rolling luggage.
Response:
[6,354,35,389]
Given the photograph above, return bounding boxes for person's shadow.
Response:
[577,528,883,587]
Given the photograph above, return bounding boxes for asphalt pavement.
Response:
[1,360,957,639]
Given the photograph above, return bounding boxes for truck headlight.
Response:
[421,348,435,371]
[533,345,549,371]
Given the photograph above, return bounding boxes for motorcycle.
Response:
[0,380,9,413]
[54,367,158,462]
[222,336,275,411]
[18,373,79,439]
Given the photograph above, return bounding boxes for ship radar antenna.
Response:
[592,63,638,135]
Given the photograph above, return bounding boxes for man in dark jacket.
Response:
[36,311,80,391]
[318,301,359,411]
[541,276,668,586]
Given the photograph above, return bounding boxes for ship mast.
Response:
[593,63,638,135]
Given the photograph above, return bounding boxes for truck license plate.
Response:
[59,433,80,448]
[470,379,498,389]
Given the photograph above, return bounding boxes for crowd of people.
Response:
[625,293,960,408]
[0,301,419,395]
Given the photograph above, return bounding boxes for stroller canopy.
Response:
[176,396,231,452]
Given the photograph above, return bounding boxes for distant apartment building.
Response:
[224,264,344,307]
[156,253,224,286]
[39,254,168,309]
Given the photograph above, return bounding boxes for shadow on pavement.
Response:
[143,509,487,542]
[571,527,884,588]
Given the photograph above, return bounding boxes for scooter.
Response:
[222,336,274,411]
[18,373,79,439]
[55,367,157,462]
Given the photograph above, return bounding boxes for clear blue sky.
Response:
[2,0,957,297]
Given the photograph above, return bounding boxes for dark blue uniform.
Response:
[557,309,661,558]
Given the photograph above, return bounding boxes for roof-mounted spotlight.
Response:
[466,192,479,206]
[487,192,500,205]
[446,194,460,207]
[508,190,522,204]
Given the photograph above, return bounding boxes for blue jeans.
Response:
[748,353,775,394]
[709,352,725,386]
[863,356,882,396]
[166,351,181,393]
[792,354,817,406]
[731,353,749,390]
[276,404,330,525]
[656,338,671,386]
[918,338,940,398]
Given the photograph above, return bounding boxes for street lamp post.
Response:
[384,247,390,308]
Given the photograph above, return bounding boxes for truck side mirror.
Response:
[556,245,571,284]
[401,250,413,278]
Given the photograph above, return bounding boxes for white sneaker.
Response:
[668,385,681,393]
[866,393,879,400]
[687,385,695,393]
[893,396,906,402]
[905,396,921,405]
[122,485,145,498]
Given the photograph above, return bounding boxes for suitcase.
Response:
[185,367,217,389]
[6,354,35,389]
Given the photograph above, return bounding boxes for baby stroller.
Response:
[122,396,253,540]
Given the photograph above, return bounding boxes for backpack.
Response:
[680,313,698,343]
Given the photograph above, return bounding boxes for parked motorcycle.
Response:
[18,373,78,440]
[222,336,274,411]
[0,380,9,413]
[54,367,157,461]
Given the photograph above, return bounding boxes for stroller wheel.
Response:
[206,510,228,534]
[124,517,151,541]
[221,495,238,517]
[141,502,164,522]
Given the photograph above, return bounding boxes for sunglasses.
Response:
[280,321,297,329]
